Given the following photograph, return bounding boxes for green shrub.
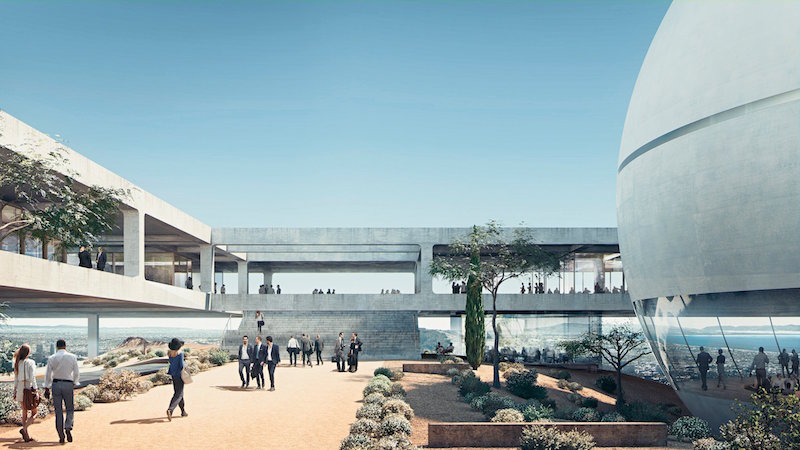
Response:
[150,368,172,386]
[557,379,571,390]
[459,375,490,398]
[154,350,166,357]
[619,401,670,423]
[364,382,391,398]
[137,380,154,393]
[595,375,616,394]
[492,408,525,422]
[0,384,18,423]
[446,368,461,378]
[74,394,93,411]
[340,433,372,450]
[382,399,414,421]
[520,425,596,450]
[379,414,412,437]
[451,374,463,386]
[365,393,387,406]
[478,392,521,417]
[99,369,138,400]
[670,416,711,441]
[356,404,383,421]
[350,418,380,437]
[521,403,554,422]
[506,369,546,400]
[567,382,583,391]
[555,370,572,380]
[470,394,487,411]
[80,384,100,402]
[374,435,415,450]
[372,374,392,384]
[499,362,525,372]
[462,392,477,403]
[96,390,121,403]
[105,359,118,368]
[581,397,598,408]
[692,438,729,450]
[374,367,394,378]
[718,387,800,449]
[540,398,557,410]
[567,392,583,405]
[183,348,191,354]
[208,348,231,366]
[389,383,406,398]
[601,412,626,422]
[571,407,601,422]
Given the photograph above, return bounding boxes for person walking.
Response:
[252,336,266,389]
[43,339,80,444]
[237,336,253,388]
[287,335,299,366]
[166,338,187,420]
[78,245,92,268]
[314,334,324,366]
[696,346,713,391]
[779,348,790,377]
[255,311,264,334]
[335,332,346,372]
[265,336,280,391]
[301,334,313,367]
[13,344,37,443]
[791,349,799,378]
[95,247,107,271]
[749,346,770,389]
[716,349,726,390]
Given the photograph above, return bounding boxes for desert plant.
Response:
[571,407,601,422]
[459,375,491,398]
[581,397,598,409]
[717,387,800,449]
[374,435,415,450]
[0,384,18,424]
[692,438,729,450]
[350,418,380,437]
[98,369,138,400]
[96,390,121,403]
[601,412,626,422]
[492,408,525,422]
[382,399,414,421]
[389,383,406,399]
[104,359,118,368]
[506,369,546,400]
[364,382,391,398]
[557,379,571,390]
[499,362,525,372]
[80,384,100,402]
[520,425,596,450]
[521,402,554,422]
[185,360,201,375]
[595,375,616,394]
[619,401,670,423]
[374,367,394,378]
[446,368,461,378]
[356,404,383,421]
[208,348,231,366]
[470,395,488,411]
[340,433,372,450]
[555,370,572,380]
[137,380,154,393]
[567,382,583,391]
[74,394,93,411]
[365,393,387,406]
[150,368,172,386]
[670,416,711,441]
[478,392,521,417]
[380,414,412,437]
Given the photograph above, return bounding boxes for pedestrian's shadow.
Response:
[212,386,251,391]
[110,417,170,425]
[2,438,64,448]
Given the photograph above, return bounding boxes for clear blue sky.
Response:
[0,0,671,228]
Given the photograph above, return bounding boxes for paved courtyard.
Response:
[0,360,381,449]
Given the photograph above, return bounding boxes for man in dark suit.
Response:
[352,332,363,372]
[314,334,324,365]
[237,335,253,388]
[78,245,92,268]
[696,346,713,391]
[252,335,266,389]
[95,247,107,271]
[335,332,346,372]
[265,336,280,391]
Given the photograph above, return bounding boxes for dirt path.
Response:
[1,360,382,449]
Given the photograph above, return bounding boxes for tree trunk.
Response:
[616,367,624,404]
[492,293,500,388]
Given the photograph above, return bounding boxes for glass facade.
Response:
[634,290,800,429]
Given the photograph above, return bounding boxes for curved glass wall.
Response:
[633,289,800,430]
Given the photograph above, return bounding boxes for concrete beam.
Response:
[244,251,420,263]
[123,209,145,278]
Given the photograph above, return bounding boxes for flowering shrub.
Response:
[670,416,712,441]
[350,418,380,437]
[150,368,172,386]
[374,435,415,450]
[356,404,383,421]
[99,369,138,400]
[365,393,387,406]
[382,399,414,421]
[380,414,412,437]
[80,384,100,402]
[571,407,601,422]
[521,402,554,422]
[364,382,392,397]
[208,348,231,366]
[390,383,406,399]
[491,408,525,422]
[340,433,372,450]
[137,380,154,393]
[520,425,596,450]
[692,438,729,450]
[74,394,93,411]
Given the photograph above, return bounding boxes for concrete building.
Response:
[617,0,800,430]
[0,109,633,360]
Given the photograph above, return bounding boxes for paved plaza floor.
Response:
[0,360,381,449]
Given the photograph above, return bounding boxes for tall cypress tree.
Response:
[465,247,484,369]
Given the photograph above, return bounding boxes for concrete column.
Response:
[200,245,215,293]
[263,270,273,288]
[450,315,464,355]
[415,243,434,294]
[237,261,248,294]
[122,209,145,278]
[88,314,99,358]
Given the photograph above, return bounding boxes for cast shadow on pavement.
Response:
[1,436,64,448]
[110,417,171,425]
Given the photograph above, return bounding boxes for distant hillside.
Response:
[420,328,459,352]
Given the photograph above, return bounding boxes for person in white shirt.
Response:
[43,339,80,444]
[13,344,37,442]
[287,335,299,366]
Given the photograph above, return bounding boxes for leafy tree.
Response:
[430,221,565,387]
[719,387,800,449]
[562,325,651,404]
[465,246,484,369]
[0,148,126,252]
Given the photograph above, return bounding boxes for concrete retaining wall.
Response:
[427,422,667,448]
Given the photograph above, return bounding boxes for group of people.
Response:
[77,245,107,271]
[694,346,800,392]
[380,289,401,294]
[286,334,325,367]
[12,339,80,444]
[435,342,454,355]
[312,288,335,294]
[258,284,280,294]
[236,335,281,390]
[451,282,466,294]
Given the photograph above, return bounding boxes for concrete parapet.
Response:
[427,422,668,448]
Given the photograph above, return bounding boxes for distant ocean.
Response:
[667,334,800,352]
